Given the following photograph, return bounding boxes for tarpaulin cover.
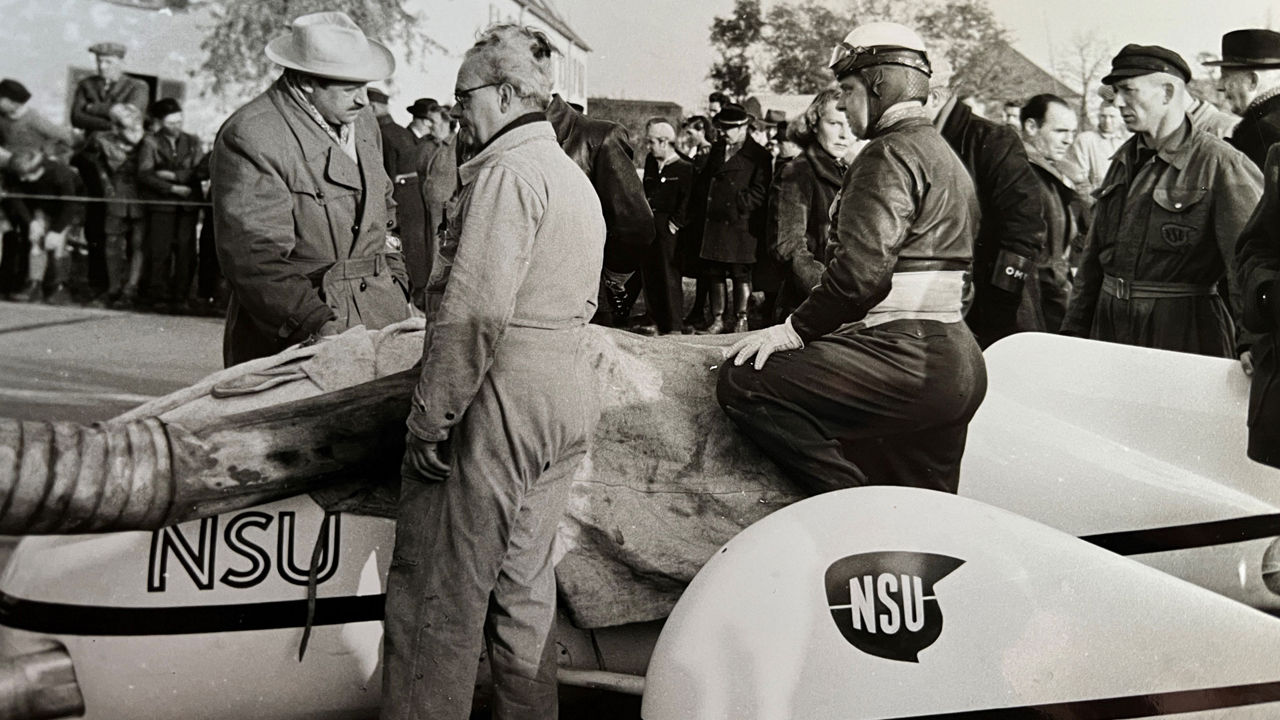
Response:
[118,320,804,629]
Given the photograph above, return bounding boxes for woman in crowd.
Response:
[768,88,851,320]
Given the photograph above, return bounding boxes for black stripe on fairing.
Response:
[886,679,1280,718]
[0,591,385,635]
[1081,513,1280,555]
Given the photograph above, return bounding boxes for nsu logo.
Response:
[824,551,964,662]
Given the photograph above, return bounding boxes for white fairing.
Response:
[963,334,1280,610]
[0,496,392,720]
[642,486,1280,720]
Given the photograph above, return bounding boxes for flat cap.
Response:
[1102,44,1191,85]
[366,87,389,104]
[713,103,750,127]
[89,42,127,58]
[0,78,30,104]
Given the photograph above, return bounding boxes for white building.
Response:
[0,0,591,141]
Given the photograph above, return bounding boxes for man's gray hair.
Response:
[468,24,555,106]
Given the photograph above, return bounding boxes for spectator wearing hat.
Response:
[926,51,1048,347]
[0,79,76,167]
[210,11,411,366]
[3,149,81,303]
[1063,44,1263,362]
[369,88,428,304]
[687,102,772,334]
[137,97,203,310]
[1208,29,1280,168]
[71,42,149,302]
[1235,144,1280,469]
[635,117,693,335]
[405,97,439,144]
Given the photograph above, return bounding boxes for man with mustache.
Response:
[210,11,412,366]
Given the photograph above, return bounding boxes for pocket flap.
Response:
[1153,187,1206,212]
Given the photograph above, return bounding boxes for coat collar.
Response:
[1023,142,1075,190]
[458,120,558,185]
[804,143,845,187]
[267,79,370,192]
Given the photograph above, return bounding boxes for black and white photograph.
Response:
[3,1,1280,718]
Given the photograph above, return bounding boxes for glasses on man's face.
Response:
[454,82,501,106]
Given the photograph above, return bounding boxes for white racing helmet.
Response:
[829,21,931,79]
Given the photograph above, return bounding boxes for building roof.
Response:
[517,0,591,52]
[995,41,1081,102]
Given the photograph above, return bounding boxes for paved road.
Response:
[0,301,224,423]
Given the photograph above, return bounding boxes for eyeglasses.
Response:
[454,82,501,106]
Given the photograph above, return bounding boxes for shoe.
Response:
[730,314,749,333]
[11,280,41,303]
[631,322,660,336]
[695,318,725,335]
[45,285,73,306]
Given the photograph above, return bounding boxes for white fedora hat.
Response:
[265,11,395,83]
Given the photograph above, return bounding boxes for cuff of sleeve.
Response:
[405,408,450,443]
[280,304,336,343]
[788,309,821,344]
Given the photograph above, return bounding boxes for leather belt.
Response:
[393,173,418,184]
[1102,274,1217,300]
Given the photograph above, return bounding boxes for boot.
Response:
[696,281,727,335]
[45,255,73,305]
[731,280,752,333]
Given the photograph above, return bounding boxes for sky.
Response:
[550,0,1280,113]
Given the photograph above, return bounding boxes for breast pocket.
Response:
[1150,186,1208,253]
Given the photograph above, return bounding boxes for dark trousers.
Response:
[717,319,987,494]
[145,209,199,302]
[1249,333,1280,469]
[71,152,108,295]
[641,221,684,332]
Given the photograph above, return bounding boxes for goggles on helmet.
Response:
[829,42,931,78]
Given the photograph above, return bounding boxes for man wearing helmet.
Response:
[716,22,987,495]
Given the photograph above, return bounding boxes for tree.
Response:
[708,0,765,99]
[1054,29,1113,126]
[763,1,846,93]
[198,0,432,99]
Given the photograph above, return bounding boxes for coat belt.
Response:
[1102,274,1217,300]
[326,253,386,280]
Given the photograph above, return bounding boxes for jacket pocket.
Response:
[1150,186,1208,252]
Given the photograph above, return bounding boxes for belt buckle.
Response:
[1115,276,1129,300]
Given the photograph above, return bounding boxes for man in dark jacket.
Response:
[4,150,81,303]
[1062,44,1262,360]
[692,104,772,333]
[137,98,202,309]
[544,94,653,325]
[638,118,693,334]
[927,55,1047,348]
[1235,144,1280,469]
[718,22,985,496]
[1019,94,1086,331]
[211,12,410,366]
[371,88,428,302]
[1209,29,1280,168]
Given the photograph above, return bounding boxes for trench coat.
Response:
[1234,143,1280,467]
[211,77,410,367]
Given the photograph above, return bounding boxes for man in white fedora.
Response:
[210,11,412,366]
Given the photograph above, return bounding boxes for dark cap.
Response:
[406,97,440,117]
[367,88,389,104]
[0,78,30,104]
[89,42,127,58]
[713,103,750,127]
[1203,29,1280,68]
[148,97,182,119]
[1102,44,1191,85]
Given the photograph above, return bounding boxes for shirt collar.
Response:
[1138,115,1195,171]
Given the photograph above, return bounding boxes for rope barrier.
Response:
[0,192,210,208]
